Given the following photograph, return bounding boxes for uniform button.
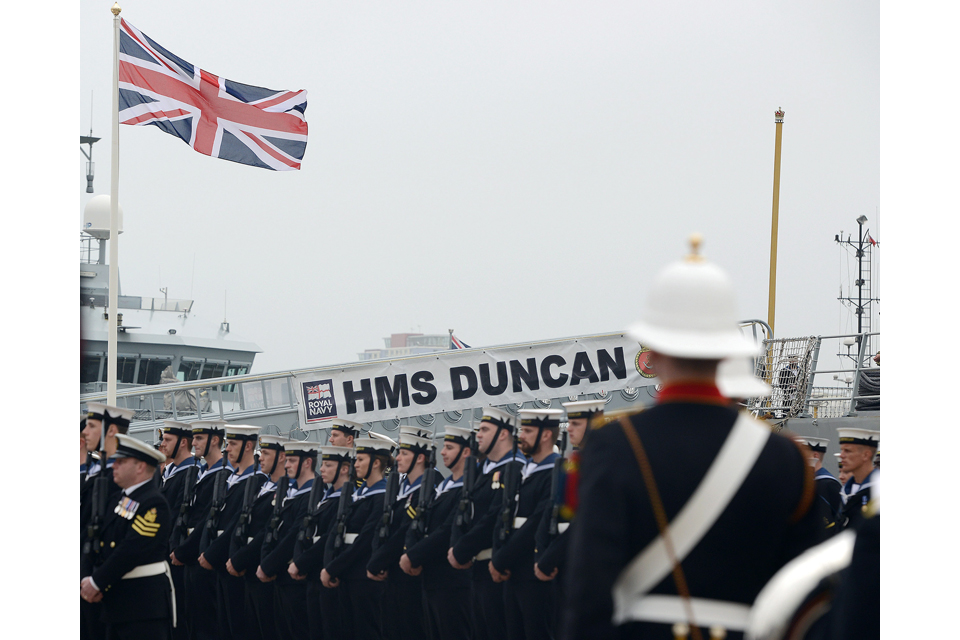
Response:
[110,542,116,548]
[100,542,104,548]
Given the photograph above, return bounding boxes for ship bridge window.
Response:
[222,364,249,392]
[178,359,202,382]
[117,357,137,384]
[81,356,103,383]
[138,358,173,385]
[200,362,226,380]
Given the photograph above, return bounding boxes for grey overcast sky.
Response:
[76,1,880,373]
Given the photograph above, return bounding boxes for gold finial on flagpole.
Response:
[686,233,704,262]
[111,3,121,15]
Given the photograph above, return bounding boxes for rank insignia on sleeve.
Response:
[132,511,162,538]
[115,497,140,520]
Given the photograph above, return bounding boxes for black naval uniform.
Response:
[260,476,317,640]
[405,473,472,640]
[534,452,577,640]
[81,459,123,640]
[563,386,823,640]
[839,468,877,532]
[367,471,441,640]
[173,457,233,640]
[229,478,283,640]
[82,479,174,640]
[451,451,527,640]
[292,485,345,640]
[491,453,560,640]
[813,466,843,534]
[203,465,268,640]
[160,457,199,640]
[324,478,388,640]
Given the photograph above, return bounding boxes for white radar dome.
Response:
[83,194,124,239]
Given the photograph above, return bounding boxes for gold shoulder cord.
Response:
[618,415,703,640]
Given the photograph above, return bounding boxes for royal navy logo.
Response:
[303,379,338,422]
[115,496,140,520]
[635,345,655,378]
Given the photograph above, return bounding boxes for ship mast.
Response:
[835,215,879,359]
[767,108,785,336]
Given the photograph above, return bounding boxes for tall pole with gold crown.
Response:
[106,2,122,406]
[767,108,784,336]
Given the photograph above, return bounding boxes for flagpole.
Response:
[107,3,122,406]
[767,108,784,336]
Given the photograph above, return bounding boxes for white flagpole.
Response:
[107,3,122,406]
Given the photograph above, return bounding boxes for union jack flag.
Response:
[118,19,308,171]
[450,334,470,349]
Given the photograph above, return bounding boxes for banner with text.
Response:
[292,333,657,428]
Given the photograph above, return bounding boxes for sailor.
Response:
[198,425,265,640]
[327,418,362,448]
[401,425,475,640]
[170,420,233,640]
[534,399,605,638]
[226,435,289,640]
[157,420,199,640]
[489,409,563,640]
[322,434,396,640]
[80,402,136,640]
[368,426,439,640]
[80,434,174,640]
[289,444,356,640]
[563,236,823,640]
[795,437,843,535]
[448,407,526,640]
[257,439,320,640]
[836,428,879,531]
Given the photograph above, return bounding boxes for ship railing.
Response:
[750,331,880,419]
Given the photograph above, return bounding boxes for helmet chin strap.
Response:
[450,444,466,470]
[268,449,281,477]
[482,425,507,457]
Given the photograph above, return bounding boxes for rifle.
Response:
[263,475,290,546]
[407,444,438,543]
[82,470,108,557]
[455,433,478,530]
[233,462,261,545]
[171,460,199,548]
[548,428,569,537]
[378,464,401,543]
[332,464,357,553]
[205,467,232,538]
[297,471,326,546]
[498,433,521,542]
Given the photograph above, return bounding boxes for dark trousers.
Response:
[244,579,278,640]
[216,572,248,640]
[170,564,190,640]
[503,579,554,640]
[274,579,310,640]
[342,577,385,640]
[471,561,507,640]
[319,581,348,640]
[305,579,323,640]
[184,564,219,640]
[382,575,427,640]
[82,598,106,640]
[424,585,472,640]
[106,618,171,640]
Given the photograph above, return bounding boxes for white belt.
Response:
[475,548,492,561]
[344,533,358,545]
[558,522,570,534]
[513,517,527,528]
[619,595,750,631]
[122,562,177,628]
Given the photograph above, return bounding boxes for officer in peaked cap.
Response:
[80,434,174,640]
[402,425,475,640]
[795,436,843,535]
[449,406,526,640]
[226,435,290,640]
[535,398,606,637]
[291,444,356,640]
[327,418,363,447]
[491,408,564,640]
[258,439,320,639]
[836,428,879,531]
[81,402,137,640]
[563,236,823,640]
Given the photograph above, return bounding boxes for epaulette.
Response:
[590,407,643,430]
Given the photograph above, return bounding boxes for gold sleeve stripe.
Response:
[406,506,417,519]
[133,516,161,530]
[132,523,158,537]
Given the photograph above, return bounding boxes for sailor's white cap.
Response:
[161,420,193,436]
[355,436,396,455]
[86,402,136,424]
[284,440,320,456]
[190,419,227,434]
[518,409,563,428]
[258,435,291,451]
[794,436,830,452]
[444,425,472,446]
[114,433,166,466]
[837,428,880,447]
[717,357,772,399]
[399,431,433,453]
[329,419,364,436]
[479,407,517,433]
[224,425,262,440]
[320,445,355,461]
[562,399,606,419]
[627,236,761,359]
[399,425,432,439]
